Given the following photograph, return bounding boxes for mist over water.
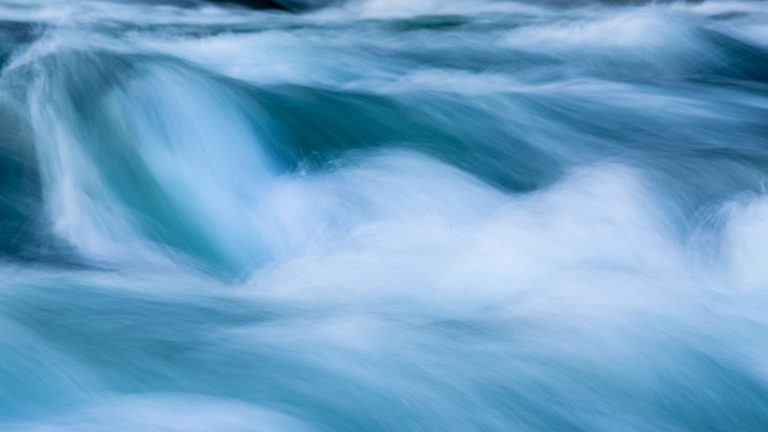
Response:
[1,0,768,430]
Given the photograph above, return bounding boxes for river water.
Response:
[1,0,768,430]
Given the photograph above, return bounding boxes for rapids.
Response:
[1,0,768,430]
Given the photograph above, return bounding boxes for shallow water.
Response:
[1,0,768,430]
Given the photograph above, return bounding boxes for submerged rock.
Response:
[208,0,335,11]
[139,0,334,12]
[207,0,290,9]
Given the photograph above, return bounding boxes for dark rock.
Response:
[208,0,336,11]
[207,0,290,9]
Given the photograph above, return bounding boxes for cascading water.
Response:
[1,0,768,430]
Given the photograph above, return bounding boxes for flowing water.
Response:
[1,0,768,430]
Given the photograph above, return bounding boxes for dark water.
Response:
[1,0,768,430]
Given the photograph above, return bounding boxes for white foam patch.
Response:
[720,195,768,287]
[242,155,683,312]
[503,9,701,52]
[134,31,398,87]
[323,0,546,19]
[0,0,265,26]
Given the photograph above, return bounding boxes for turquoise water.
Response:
[1,0,768,430]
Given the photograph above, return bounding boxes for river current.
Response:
[1,0,768,430]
